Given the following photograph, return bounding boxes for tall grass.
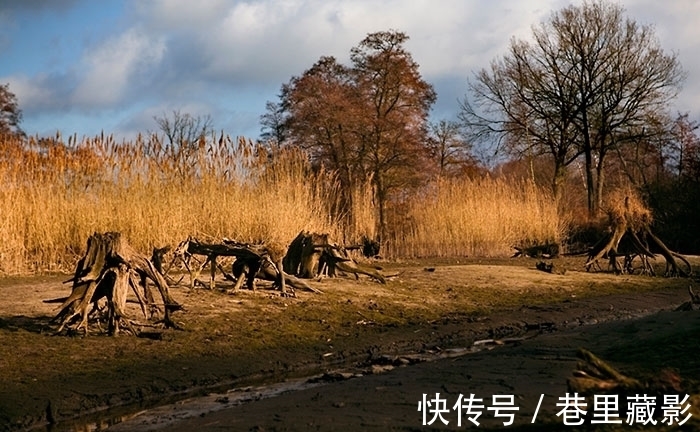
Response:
[387,176,564,258]
[0,134,347,274]
[0,133,563,275]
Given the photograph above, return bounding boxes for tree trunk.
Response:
[594,147,607,219]
[375,170,387,245]
[584,148,597,218]
[552,160,567,205]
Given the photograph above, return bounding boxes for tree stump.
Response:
[283,231,387,283]
[52,232,182,335]
[584,193,691,277]
[283,231,329,278]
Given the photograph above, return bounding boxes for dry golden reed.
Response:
[0,133,563,274]
[0,134,347,274]
[603,186,652,230]
[387,176,563,258]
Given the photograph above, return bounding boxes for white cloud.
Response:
[4,75,53,109]
[71,28,166,108]
[5,0,700,139]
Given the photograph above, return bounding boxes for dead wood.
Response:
[512,242,560,259]
[283,230,329,278]
[283,231,387,284]
[171,237,269,290]
[168,237,293,295]
[644,228,691,277]
[52,232,182,335]
[568,348,685,398]
[584,194,689,277]
[321,246,386,284]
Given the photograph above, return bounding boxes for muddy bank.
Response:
[123,308,700,431]
[0,261,697,431]
[38,286,699,430]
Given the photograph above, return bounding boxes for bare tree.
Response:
[461,0,684,216]
[427,119,479,178]
[151,110,215,181]
[259,101,289,146]
[153,110,213,148]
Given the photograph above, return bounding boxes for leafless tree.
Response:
[427,119,479,178]
[153,109,213,148]
[461,0,684,216]
[259,101,288,147]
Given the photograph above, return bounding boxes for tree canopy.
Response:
[263,30,436,240]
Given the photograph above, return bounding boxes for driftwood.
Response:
[568,348,644,395]
[52,232,182,335]
[168,237,296,296]
[585,195,691,277]
[231,257,322,294]
[321,245,386,284]
[568,348,691,401]
[284,231,387,283]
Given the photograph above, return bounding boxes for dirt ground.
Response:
[1,256,699,431]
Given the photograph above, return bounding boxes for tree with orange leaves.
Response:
[265,30,436,242]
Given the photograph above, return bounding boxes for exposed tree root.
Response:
[584,194,690,277]
[52,232,182,336]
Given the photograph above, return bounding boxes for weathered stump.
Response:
[52,232,181,335]
[584,194,691,277]
[283,231,387,284]
[283,231,329,278]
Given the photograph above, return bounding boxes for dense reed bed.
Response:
[0,133,562,274]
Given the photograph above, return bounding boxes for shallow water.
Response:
[43,346,489,432]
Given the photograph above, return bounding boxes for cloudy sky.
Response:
[1,0,699,141]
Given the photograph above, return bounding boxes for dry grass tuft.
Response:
[603,187,652,230]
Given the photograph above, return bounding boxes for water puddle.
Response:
[44,343,511,432]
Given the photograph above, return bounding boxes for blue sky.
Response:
[2,0,699,141]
